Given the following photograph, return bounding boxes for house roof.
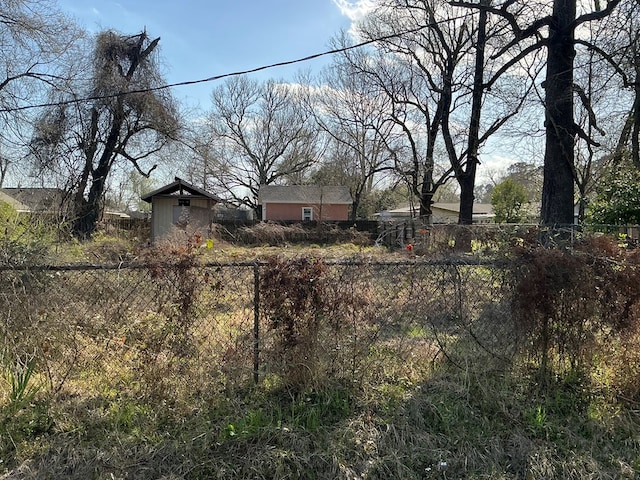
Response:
[140,177,222,203]
[376,203,495,217]
[258,185,352,205]
[0,190,30,212]
[433,203,494,215]
[0,187,67,213]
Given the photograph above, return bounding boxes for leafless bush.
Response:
[236,222,309,245]
[235,222,372,246]
[511,236,640,395]
[314,223,372,245]
[259,256,336,387]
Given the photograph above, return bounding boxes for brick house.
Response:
[258,185,352,222]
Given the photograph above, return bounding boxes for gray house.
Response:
[375,203,495,224]
[0,187,69,216]
[141,177,222,242]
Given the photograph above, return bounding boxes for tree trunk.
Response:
[540,0,577,227]
[71,99,125,238]
[456,0,487,251]
[456,173,476,251]
[419,178,434,224]
[632,70,640,167]
[0,158,7,188]
[350,188,361,222]
[73,165,110,239]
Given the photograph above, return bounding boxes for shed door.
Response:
[173,205,191,226]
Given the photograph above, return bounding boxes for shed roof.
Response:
[140,177,222,203]
[258,185,352,205]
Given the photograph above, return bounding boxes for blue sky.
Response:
[58,0,373,110]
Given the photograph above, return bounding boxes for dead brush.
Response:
[133,227,222,397]
[512,238,640,399]
[237,222,308,245]
[260,255,335,387]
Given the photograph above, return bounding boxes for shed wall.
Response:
[151,196,213,240]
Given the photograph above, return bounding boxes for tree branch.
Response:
[573,0,622,28]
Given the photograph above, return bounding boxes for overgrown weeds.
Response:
[0,202,52,266]
[0,232,639,478]
[260,255,335,387]
[511,235,640,401]
[235,222,372,246]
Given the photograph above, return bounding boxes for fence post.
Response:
[253,262,260,384]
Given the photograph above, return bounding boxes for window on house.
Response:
[178,198,191,206]
[302,207,313,222]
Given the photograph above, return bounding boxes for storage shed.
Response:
[141,177,221,242]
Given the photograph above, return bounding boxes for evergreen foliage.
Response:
[588,162,640,225]
[491,178,527,223]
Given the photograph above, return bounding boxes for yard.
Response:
[1,227,639,479]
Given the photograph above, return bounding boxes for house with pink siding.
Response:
[258,185,352,222]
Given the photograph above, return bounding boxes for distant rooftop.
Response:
[258,185,352,204]
[0,187,67,213]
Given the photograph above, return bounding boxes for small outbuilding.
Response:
[258,185,352,222]
[141,177,221,242]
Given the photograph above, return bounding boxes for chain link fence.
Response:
[0,258,517,404]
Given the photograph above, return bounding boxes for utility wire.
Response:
[0,14,470,113]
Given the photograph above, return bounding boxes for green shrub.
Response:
[587,161,640,225]
[0,201,51,266]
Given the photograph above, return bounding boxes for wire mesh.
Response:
[0,259,514,401]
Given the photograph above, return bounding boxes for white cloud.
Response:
[476,154,516,183]
[332,0,376,22]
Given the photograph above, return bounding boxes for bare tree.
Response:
[571,21,617,222]
[204,76,320,215]
[347,0,534,234]
[602,0,640,167]
[454,0,623,227]
[0,0,83,185]
[31,30,179,238]
[307,60,399,220]
[335,28,453,222]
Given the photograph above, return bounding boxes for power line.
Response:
[0,15,469,113]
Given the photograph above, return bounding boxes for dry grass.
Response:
[1,234,640,479]
[3,363,638,479]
